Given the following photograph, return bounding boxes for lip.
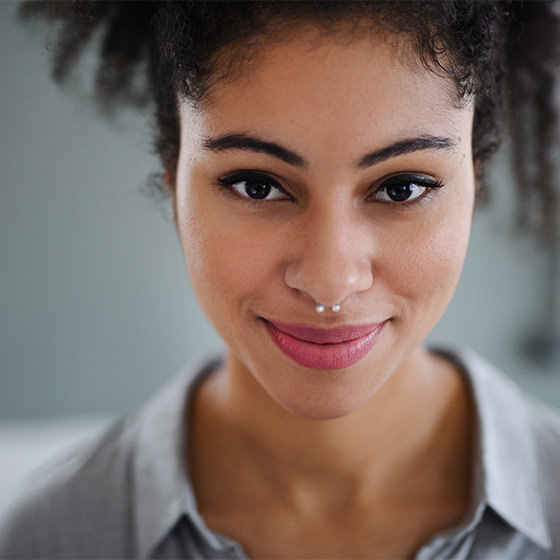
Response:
[264,319,387,370]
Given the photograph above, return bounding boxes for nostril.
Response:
[284,256,373,308]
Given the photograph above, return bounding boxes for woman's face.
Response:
[175,29,475,419]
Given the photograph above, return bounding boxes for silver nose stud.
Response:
[315,302,341,313]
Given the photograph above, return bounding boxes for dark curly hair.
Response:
[19,0,560,240]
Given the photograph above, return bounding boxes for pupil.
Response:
[246,180,271,199]
[388,183,412,201]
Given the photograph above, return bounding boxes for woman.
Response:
[1,1,560,558]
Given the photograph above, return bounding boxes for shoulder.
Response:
[524,397,560,547]
[459,346,560,480]
[443,346,560,554]
[0,414,139,559]
[0,356,221,560]
[522,384,560,448]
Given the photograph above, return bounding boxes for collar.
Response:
[436,346,552,549]
[132,347,552,556]
[133,355,224,559]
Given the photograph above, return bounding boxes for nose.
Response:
[284,205,373,308]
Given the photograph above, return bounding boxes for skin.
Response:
[175,29,476,559]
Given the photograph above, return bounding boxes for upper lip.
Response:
[265,320,385,344]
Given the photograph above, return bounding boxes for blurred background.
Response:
[1,2,559,506]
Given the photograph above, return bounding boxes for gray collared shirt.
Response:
[1,347,560,559]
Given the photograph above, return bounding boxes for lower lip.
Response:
[265,321,386,370]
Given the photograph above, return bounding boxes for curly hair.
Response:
[19,0,560,240]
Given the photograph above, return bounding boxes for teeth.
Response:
[331,304,341,312]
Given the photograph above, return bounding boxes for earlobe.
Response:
[472,159,487,210]
[164,169,179,227]
[164,168,174,193]
[474,159,481,187]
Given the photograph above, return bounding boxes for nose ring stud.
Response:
[315,302,341,313]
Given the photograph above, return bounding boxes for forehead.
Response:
[180,29,473,159]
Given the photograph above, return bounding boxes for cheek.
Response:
[178,185,278,321]
[382,197,473,319]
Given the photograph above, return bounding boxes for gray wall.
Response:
[1,2,559,419]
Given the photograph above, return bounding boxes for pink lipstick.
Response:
[265,320,386,370]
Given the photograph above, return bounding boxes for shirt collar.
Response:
[132,348,552,556]
[133,355,223,559]
[436,346,552,549]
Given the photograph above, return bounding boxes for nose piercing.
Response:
[315,302,341,313]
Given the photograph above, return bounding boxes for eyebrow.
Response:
[357,135,457,168]
[203,134,306,167]
[202,133,457,169]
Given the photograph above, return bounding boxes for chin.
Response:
[264,366,389,421]
[283,403,365,421]
[275,391,376,421]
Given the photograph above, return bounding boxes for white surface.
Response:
[0,417,111,514]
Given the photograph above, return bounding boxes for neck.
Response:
[189,347,473,505]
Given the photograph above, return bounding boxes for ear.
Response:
[472,158,489,210]
[473,156,481,186]
[164,168,179,227]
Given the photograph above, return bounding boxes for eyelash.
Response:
[370,173,444,208]
[217,171,290,206]
[217,171,444,208]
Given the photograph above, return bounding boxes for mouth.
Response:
[264,319,387,370]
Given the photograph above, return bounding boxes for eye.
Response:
[218,172,290,201]
[371,174,443,204]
